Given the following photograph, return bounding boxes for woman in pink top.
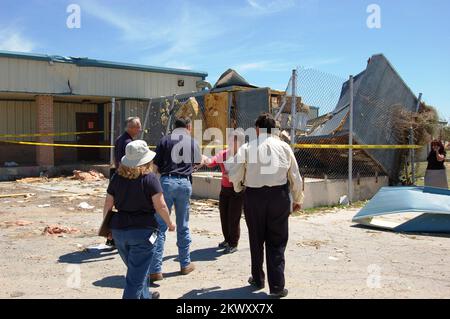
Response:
[206,131,244,254]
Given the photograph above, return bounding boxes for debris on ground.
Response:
[328,256,339,261]
[78,202,95,210]
[71,170,105,181]
[37,204,51,208]
[297,240,329,249]
[42,225,80,235]
[339,195,350,206]
[0,193,35,199]
[16,177,49,183]
[0,220,33,227]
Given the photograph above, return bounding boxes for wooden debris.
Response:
[16,177,48,183]
[0,220,33,227]
[0,193,35,199]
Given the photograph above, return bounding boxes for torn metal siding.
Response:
[353,187,450,233]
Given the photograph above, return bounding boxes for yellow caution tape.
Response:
[0,131,104,138]
[0,140,423,150]
[293,144,423,149]
[0,140,113,148]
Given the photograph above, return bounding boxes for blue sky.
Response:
[1,0,449,119]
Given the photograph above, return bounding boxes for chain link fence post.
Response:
[290,69,297,147]
[109,97,116,166]
[348,75,354,204]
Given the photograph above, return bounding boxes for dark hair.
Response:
[255,113,276,134]
[431,139,446,155]
[175,117,192,129]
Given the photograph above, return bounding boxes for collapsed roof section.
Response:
[213,69,258,90]
[298,54,420,181]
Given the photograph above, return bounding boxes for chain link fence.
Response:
[109,56,429,201]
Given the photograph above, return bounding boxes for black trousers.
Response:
[219,186,244,247]
[244,184,290,294]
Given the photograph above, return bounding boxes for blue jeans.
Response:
[112,228,157,299]
[150,176,192,273]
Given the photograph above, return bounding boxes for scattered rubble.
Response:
[297,240,329,249]
[42,225,80,235]
[0,193,35,199]
[71,170,105,181]
[78,202,95,210]
[0,220,33,228]
[16,177,49,183]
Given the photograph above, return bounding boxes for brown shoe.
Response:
[180,263,195,275]
[149,273,163,283]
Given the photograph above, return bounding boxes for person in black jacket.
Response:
[424,139,448,189]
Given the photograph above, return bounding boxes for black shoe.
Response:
[270,289,288,298]
[224,246,238,254]
[248,276,265,290]
[218,241,229,249]
[151,291,160,299]
[105,238,115,247]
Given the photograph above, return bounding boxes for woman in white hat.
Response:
[103,140,175,299]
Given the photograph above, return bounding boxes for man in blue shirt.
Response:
[114,117,142,169]
[149,117,203,282]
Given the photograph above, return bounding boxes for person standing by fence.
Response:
[229,113,304,298]
[425,139,448,189]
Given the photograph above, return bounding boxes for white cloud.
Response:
[234,60,291,72]
[0,28,34,52]
[244,0,297,15]
[163,61,193,70]
[80,1,224,68]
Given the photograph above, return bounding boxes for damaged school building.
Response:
[0,51,423,208]
[0,50,207,176]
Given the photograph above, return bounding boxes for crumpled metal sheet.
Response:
[353,186,450,233]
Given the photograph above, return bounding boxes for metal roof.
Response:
[353,187,450,233]
[0,50,208,78]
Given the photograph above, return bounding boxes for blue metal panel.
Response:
[353,187,450,233]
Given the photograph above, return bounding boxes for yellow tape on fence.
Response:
[0,131,104,138]
[0,140,423,150]
[293,144,423,149]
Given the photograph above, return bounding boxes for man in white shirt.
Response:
[229,113,304,298]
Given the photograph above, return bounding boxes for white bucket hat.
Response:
[121,140,156,168]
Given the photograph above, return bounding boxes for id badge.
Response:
[149,232,158,245]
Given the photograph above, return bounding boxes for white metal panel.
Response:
[0,100,35,141]
[1,57,202,99]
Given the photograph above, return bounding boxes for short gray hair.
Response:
[126,117,141,128]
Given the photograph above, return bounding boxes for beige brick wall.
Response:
[36,95,54,167]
